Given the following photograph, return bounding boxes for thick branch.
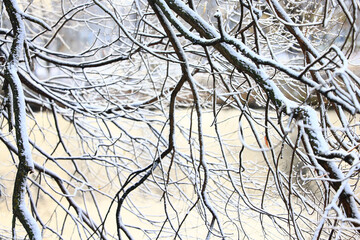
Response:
[3,0,40,239]
[158,0,358,114]
[160,0,360,230]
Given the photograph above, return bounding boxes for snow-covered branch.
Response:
[3,0,40,239]
[0,0,359,239]
[158,0,360,230]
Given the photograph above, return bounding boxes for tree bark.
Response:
[3,0,41,239]
[157,0,360,232]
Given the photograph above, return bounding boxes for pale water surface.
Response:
[0,109,358,239]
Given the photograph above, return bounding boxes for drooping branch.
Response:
[157,0,360,230]
[0,130,108,240]
[149,1,225,238]
[0,0,359,239]
[158,0,358,114]
[3,0,40,239]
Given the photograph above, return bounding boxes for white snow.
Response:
[4,0,40,239]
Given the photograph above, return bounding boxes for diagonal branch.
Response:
[158,0,360,232]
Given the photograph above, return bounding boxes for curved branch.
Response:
[150,1,225,238]
[3,0,40,239]
[160,0,360,231]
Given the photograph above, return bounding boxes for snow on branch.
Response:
[3,0,40,239]
[159,0,360,229]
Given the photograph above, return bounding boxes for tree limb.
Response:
[3,0,40,239]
